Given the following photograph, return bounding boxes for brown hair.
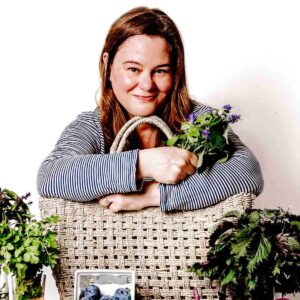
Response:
[98,6,192,152]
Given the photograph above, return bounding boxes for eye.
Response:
[127,67,139,73]
[154,69,170,74]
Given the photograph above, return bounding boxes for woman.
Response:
[37,7,263,212]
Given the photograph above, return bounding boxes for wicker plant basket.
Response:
[39,116,255,300]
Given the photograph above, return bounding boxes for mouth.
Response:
[134,95,156,101]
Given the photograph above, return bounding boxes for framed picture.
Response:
[74,269,135,300]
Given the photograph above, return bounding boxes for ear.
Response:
[102,52,109,75]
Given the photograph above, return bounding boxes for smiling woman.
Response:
[37,6,263,213]
[104,35,173,118]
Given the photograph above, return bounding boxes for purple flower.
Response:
[223,104,232,111]
[201,127,210,138]
[228,114,241,123]
[186,112,196,123]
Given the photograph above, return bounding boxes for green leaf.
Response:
[226,258,232,266]
[2,265,9,274]
[263,209,276,218]
[189,127,200,137]
[2,250,11,261]
[181,122,191,131]
[165,136,179,146]
[4,189,18,199]
[272,264,280,276]
[223,126,229,143]
[28,245,39,255]
[15,263,28,281]
[47,253,59,268]
[248,236,271,273]
[6,243,14,250]
[43,215,59,224]
[231,232,252,258]
[221,269,237,285]
[23,251,39,264]
[197,150,205,169]
[217,152,229,163]
[209,131,226,149]
[45,233,58,248]
[248,210,260,224]
[195,115,204,123]
[247,278,257,291]
[288,237,300,252]
[223,210,241,219]
[291,221,300,231]
[209,116,222,126]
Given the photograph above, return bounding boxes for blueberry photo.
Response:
[80,297,95,300]
[100,296,114,300]
[113,288,131,300]
[83,284,101,300]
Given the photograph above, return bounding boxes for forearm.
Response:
[37,150,143,201]
[159,145,264,212]
[141,181,160,206]
[99,181,160,212]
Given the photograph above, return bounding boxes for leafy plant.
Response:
[166,104,240,172]
[189,208,300,300]
[0,188,59,300]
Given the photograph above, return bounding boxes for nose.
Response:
[138,72,154,91]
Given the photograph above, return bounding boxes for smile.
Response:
[134,95,156,101]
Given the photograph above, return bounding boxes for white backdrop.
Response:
[1,1,300,299]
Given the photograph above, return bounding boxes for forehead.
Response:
[114,35,170,65]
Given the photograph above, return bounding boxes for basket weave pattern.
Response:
[39,193,254,299]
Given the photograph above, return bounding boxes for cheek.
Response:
[110,69,137,92]
[157,76,173,93]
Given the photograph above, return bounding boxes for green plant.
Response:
[166,104,240,172]
[0,188,59,300]
[189,208,300,300]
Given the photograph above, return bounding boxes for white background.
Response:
[1,1,300,299]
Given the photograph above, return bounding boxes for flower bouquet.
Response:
[166,104,240,172]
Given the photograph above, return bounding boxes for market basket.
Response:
[39,116,255,299]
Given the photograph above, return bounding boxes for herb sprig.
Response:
[166,104,241,171]
[0,188,59,300]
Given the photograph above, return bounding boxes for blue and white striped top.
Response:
[37,103,264,212]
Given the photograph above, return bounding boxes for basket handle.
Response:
[110,116,174,153]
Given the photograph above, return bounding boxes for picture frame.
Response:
[74,269,135,300]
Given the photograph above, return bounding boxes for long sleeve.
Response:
[159,104,264,212]
[37,109,142,201]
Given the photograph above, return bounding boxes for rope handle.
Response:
[110,116,174,153]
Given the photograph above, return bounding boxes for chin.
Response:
[128,107,157,117]
[130,111,155,117]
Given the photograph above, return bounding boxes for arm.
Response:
[99,181,160,212]
[37,110,143,201]
[100,130,263,213]
[159,129,264,212]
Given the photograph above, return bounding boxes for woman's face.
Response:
[106,35,173,117]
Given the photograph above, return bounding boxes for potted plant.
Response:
[0,188,59,300]
[189,208,300,300]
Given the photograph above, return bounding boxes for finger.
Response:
[189,153,199,168]
[99,197,112,208]
[185,162,197,176]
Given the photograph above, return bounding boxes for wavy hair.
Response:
[98,6,192,152]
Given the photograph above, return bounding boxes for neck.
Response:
[136,124,158,149]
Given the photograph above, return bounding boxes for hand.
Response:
[99,182,160,212]
[137,147,198,184]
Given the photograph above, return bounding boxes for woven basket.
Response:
[39,116,255,300]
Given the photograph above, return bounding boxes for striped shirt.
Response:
[37,103,264,212]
